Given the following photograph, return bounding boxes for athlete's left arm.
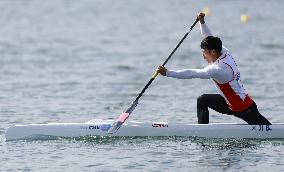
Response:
[166,68,211,79]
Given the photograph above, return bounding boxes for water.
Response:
[1,0,284,171]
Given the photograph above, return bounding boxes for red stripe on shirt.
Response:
[215,81,253,112]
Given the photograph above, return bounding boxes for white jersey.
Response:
[166,23,253,112]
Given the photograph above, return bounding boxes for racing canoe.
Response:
[5,119,284,140]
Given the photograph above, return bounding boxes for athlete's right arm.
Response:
[197,12,212,37]
[198,13,229,54]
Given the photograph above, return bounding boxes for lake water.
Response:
[1,0,284,171]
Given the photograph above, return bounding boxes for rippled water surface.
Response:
[1,0,284,171]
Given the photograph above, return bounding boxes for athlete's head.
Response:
[200,36,222,63]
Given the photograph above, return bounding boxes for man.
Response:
[156,13,271,125]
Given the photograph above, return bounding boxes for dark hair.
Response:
[200,36,222,54]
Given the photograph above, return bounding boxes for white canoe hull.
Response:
[5,120,284,140]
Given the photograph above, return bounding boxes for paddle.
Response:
[108,17,199,134]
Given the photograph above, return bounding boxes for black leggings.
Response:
[197,94,271,125]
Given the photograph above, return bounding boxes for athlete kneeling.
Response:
[156,12,271,125]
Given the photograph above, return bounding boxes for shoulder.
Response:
[205,63,233,83]
[204,64,221,77]
[222,46,230,54]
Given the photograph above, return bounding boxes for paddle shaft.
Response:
[132,18,199,105]
[108,18,200,133]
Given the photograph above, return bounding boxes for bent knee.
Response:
[197,94,210,106]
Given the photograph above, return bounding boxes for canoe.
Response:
[5,119,284,140]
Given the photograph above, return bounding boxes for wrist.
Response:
[165,70,169,76]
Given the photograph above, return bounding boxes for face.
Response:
[202,49,219,63]
[202,49,214,63]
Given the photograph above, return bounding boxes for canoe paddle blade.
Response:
[107,112,129,134]
[108,100,138,134]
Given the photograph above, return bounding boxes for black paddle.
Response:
[108,17,199,134]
